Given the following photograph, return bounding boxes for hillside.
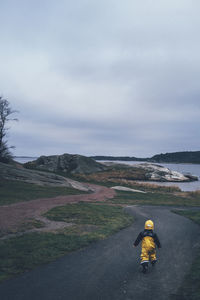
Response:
[0,162,93,191]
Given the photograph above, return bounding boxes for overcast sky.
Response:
[0,0,200,157]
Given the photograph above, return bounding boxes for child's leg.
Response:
[149,249,157,265]
[141,248,149,265]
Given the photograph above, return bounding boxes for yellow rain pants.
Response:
[141,236,156,264]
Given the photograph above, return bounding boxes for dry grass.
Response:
[116,180,181,193]
[75,168,147,182]
[74,171,181,193]
[186,190,200,198]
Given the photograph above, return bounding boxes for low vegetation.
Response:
[171,209,200,300]
[72,171,182,193]
[0,178,87,205]
[0,219,45,238]
[173,209,200,226]
[108,189,200,207]
[0,203,133,282]
[73,168,147,183]
[44,202,133,234]
[119,181,181,193]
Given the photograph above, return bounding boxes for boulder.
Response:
[134,163,197,182]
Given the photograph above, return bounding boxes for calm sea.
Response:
[98,160,200,192]
[14,157,38,164]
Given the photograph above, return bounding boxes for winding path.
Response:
[0,184,116,235]
[0,204,200,300]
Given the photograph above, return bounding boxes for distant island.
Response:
[90,156,146,162]
[90,151,200,164]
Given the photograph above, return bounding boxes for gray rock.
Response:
[133,163,197,182]
[24,153,106,174]
[111,186,146,193]
[0,162,93,191]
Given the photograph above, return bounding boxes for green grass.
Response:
[171,209,200,300]
[44,202,134,237]
[0,232,93,281]
[109,190,200,206]
[0,203,133,282]
[0,178,87,205]
[0,219,45,237]
[173,210,200,225]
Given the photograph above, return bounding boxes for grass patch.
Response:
[0,203,133,282]
[171,209,200,300]
[44,202,134,236]
[0,178,87,205]
[0,232,93,282]
[0,219,45,237]
[173,210,200,225]
[108,190,200,206]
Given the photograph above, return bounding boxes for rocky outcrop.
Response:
[0,162,93,191]
[134,163,198,182]
[111,186,146,193]
[25,153,106,174]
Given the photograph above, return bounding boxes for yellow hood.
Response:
[145,220,154,230]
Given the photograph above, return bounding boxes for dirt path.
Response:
[0,205,200,300]
[0,184,116,236]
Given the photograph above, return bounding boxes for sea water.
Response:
[98,160,200,191]
[14,156,37,164]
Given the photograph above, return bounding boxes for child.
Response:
[133,219,161,273]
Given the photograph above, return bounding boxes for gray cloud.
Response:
[0,0,200,157]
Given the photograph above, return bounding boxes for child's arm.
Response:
[154,233,161,248]
[133,232,143,247]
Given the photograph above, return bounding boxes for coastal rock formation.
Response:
[0,162,93,191]
[25,153,106,174]
[134,163,198,182]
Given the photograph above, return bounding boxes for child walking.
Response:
[133,219,161,273]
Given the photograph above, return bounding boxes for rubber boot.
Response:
[151,260,157,267]
[142,262,148,273]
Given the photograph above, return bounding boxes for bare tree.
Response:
[0,96,18,163]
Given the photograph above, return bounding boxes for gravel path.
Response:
[0,184,116,235]
[0,205,200,300]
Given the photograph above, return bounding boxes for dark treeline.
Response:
[150,151,200,164]
[90,156,147,161]
[90,151,200,164]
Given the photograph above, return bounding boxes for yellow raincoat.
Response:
[134,220,161,265]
